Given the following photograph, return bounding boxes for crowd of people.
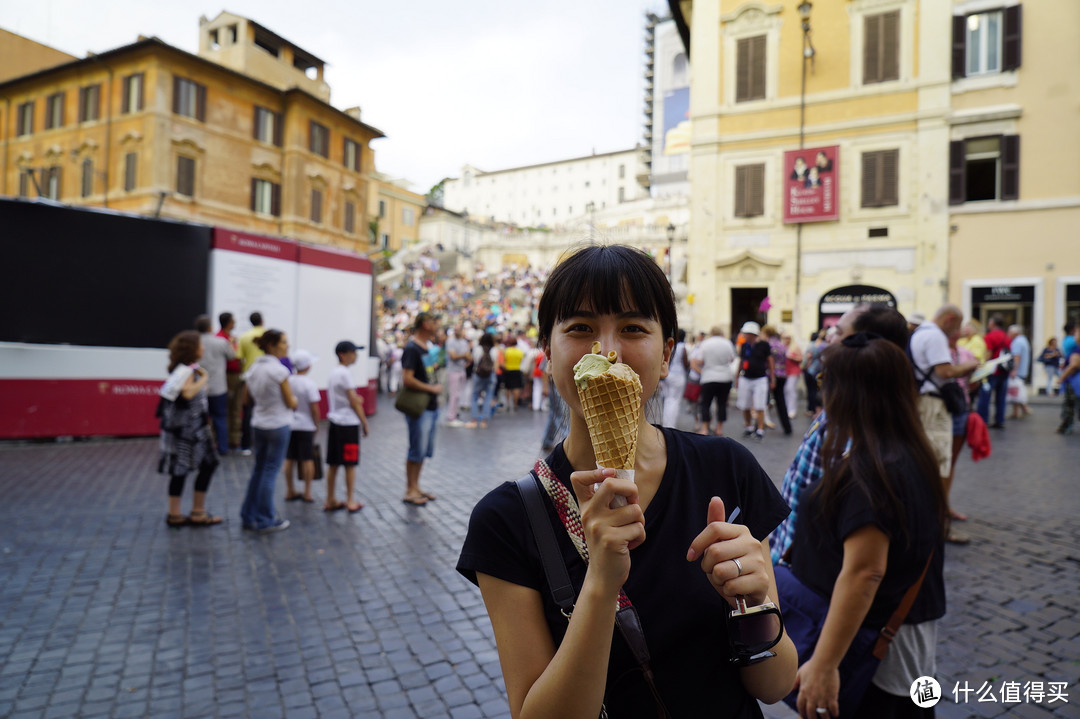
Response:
[153,245,1078,717]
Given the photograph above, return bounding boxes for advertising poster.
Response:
[783,145,839,224]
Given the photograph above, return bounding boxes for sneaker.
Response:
[753,430,766,442]
[258,519,290,534]
[445,419,465,427]
[239,448,253,456]
[743,429,754,438]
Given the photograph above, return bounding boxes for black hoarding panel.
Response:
[0,200,211,349]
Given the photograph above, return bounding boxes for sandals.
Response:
[188,511,223,527]
[324,502,347,512]
[347,502,364,513]
[402,495,429,506]
[420,491,436,501]
[166,514,188,528]
[285,493,304,502]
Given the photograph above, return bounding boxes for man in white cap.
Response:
[735,321,773,441]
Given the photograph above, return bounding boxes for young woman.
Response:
[159,330,222,527]
[240,329,298,533]
[790,334,946,717]
[458,245,796,718]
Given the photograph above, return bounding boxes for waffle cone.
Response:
[577,365,642,470]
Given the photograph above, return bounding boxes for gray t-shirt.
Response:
[200,333,235,397]
[446,337,471,372]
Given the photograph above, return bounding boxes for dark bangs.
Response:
[537,245,677,346]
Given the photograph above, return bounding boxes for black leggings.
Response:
[169,465,216,497]
[699,382,732,425]
[772,382,792,434]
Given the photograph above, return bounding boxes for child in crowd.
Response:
[325,341,370,512]
[284,350,321,503]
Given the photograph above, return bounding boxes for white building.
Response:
[646,15,691,199]
[441,148,649,228]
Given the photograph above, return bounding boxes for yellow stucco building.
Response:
[0,13,384,254]
[678,0,955,338]
[946,1,1080,365]
[675,0,1078,359]
[371,176,427,254]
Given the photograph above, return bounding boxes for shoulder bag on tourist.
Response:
[776,554,933,718]
[395,385,429,419]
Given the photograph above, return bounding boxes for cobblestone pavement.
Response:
[1,392,1077,718]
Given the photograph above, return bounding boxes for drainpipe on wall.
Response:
[2,97,10,197]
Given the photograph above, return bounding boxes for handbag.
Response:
[394,386,430,418]
[312,443,324,480]
[908,337,968,415]
[777,555,933,717]
[683,380,701,403]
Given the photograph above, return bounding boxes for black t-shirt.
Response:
[457,428,790,718]
[791,450,945,627]
[401,339,438,411]
[740,340,771,379]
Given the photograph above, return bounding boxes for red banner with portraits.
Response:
[783,145,839,224]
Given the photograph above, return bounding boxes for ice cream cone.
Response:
[577,363,642,470]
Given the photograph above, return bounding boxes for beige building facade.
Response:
[372,177,427,253]
[0,14,383,254]
[946,0,1080,383]
[679,0,956,339]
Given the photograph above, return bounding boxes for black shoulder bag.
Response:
[908,333,968,415]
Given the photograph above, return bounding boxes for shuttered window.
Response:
[176,156,196,197]
[124,153,137,192]
[16,101,34,136]
[309,121,329,157]
[734,164,765,218]
[18,170,30,197]
[953,6,1022,78]
[310,189,323,224]
[253,106,283,146]
[78,85,101,123]
[81,159,94,198]
[860,150,899,208]
[948,135,1020,204]
[45,167,62,200]
[250,178,281,216]
[344,138,361,172]
[45,92,65,130]
[173,77,206,121]
[736,35,767,102]
[344,201,356,234]
[864,11,900,84]
[122,73,145,113]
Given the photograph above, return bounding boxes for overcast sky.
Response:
[1,0,665,193]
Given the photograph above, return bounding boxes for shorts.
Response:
[917,395,952,477]
[286,430,315,461]
[327,422,360,466]
[502,370,524,390]
[735,376,769,411]
[951,411,969,438]
[405,408,438,463]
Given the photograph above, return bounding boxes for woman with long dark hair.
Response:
[458,245,796,718]
[159,330,222,527]
[789,334,946,717]
[240,329,298,533]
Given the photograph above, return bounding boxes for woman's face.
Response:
[270,334,290,358]
[545,306,673,418]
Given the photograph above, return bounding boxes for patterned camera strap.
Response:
[532,459,633,611]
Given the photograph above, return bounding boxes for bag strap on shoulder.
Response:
[516,473,576,613]
[872,550,934,660]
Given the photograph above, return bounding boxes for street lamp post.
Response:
[795,1,814,336]
[666,222,676,280]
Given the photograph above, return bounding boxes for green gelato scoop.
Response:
[573,352,613,388]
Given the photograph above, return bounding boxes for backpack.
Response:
[475,349,494,378]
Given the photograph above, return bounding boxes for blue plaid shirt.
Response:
[770,412,827,565]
